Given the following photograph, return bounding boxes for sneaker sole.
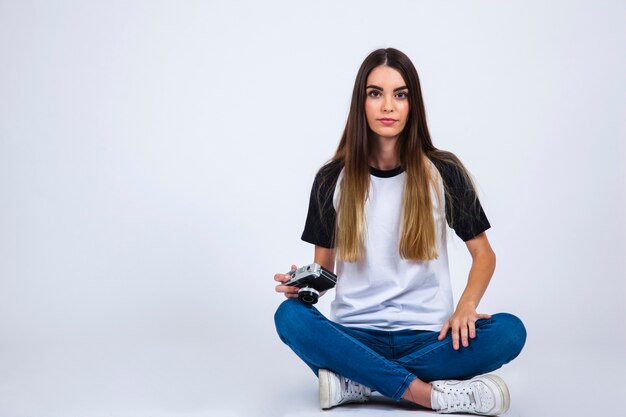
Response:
[482,374,510,415]
[319,369,332,409]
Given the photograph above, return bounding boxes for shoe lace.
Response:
[436,386,477,411]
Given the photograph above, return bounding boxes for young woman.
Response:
[273,48,526,415]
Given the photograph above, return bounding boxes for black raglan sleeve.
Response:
[433,159,491,241]
[300,166,338,248]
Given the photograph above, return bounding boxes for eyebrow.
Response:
[366,85,409,92]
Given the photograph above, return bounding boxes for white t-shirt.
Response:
[301,157,490,331]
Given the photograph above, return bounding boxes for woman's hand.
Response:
[438,304,491,350]
[274,264,300,299]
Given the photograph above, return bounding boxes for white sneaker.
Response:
[430,374,510,415]
[319,369,371,409]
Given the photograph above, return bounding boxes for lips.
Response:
[378,118,397,125]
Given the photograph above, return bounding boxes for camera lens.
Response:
[298,287,320,304]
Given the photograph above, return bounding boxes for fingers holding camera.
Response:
[274,264,297,283]
[273,273,286,283]
[275,284,299,299]
[274,264,299,298]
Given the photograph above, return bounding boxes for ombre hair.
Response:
[316,48,482,262]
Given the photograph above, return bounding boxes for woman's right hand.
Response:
[274,264,300,299]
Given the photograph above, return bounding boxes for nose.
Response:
[382,96,393,113]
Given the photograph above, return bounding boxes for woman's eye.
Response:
[367,90,408,99]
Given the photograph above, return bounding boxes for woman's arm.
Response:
[438,232,496,350]
[315,246,336,297]
[315,245,336,273]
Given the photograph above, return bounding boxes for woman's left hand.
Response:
[438,304,491,350]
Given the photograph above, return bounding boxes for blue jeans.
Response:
[274,299,526,401]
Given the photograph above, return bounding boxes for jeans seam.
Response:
[392,373,417,401]
[397,338,451,366]
[396,318,494,366]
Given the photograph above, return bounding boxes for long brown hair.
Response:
[318,48,482,262]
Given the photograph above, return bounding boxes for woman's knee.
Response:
[491,312,527,358]
[274,298,311,339]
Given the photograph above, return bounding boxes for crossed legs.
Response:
[274,298,526,408]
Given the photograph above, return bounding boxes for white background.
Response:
[1,1,624,416]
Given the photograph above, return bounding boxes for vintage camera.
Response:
[284,263,337,304]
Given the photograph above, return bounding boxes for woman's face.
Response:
[364,65,410,141]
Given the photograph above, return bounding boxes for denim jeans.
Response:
[274,299,527,401]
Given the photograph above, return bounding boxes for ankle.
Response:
[401,379,432,408]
